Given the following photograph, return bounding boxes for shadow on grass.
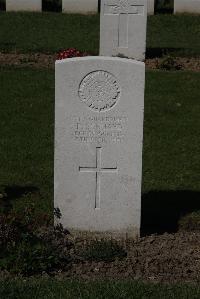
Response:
[141,190,200,236]
[155,0,174,14]
[146,47,183,58]
[0,0,5,11]
[0,185,39,213]
[98,0,101,13]
[155,8,173,14]
[42,0,62,12]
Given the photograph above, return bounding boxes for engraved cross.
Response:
[79,147,118,210]
[104,0,144,47]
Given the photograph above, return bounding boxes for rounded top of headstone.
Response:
[78,70,121,112]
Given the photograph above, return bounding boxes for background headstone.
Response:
[147,0,154,14]
[55,56,145,239]
[6,0,42,11]
[100,0,147,61]
[174,0,200,14]
[62,0,98,13]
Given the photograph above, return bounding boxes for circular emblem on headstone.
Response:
[78,70,121,112]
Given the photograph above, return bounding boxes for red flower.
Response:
[57,48,88,60]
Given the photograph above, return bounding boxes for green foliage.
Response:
[0,204,72,275]
[79,240,127,262]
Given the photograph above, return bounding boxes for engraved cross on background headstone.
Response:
[79,147,118,210]
[104,0,144,47]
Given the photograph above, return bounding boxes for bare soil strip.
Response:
[0,53,200,71]
[60,232,200,283]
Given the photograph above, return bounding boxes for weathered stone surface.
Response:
[62,0,98,14]
[55,56,145,239]
[100,0,147,61]
[174,0,200,14]
[6,0,41,11]
[147,0,154,14]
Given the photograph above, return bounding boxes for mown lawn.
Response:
[0,67,199,214]
[0,279,200,299]
[143,70,200,191]
[0,12,200,56]
[0,12,200,297]
[0,67,54,214]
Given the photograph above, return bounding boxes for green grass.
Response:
[0,12,99,54]
[147,15,200,57]
[0,11,199,296]
[0,279,200,299]
[0,13,200,56]
[143,71,200,192]
[0,67,54,213]
[0,67,199,213]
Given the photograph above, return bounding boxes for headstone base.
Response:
[6,0,42,11]
[174,0,200,14]
[62,0,98,14]
[56,226,140,241]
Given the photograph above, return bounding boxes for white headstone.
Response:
[6,0,42,11]
[55,56,145,239]
[62,0,98,14]
[100,0,147,61]
[174,0,200,14]
[147,0,154,14]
